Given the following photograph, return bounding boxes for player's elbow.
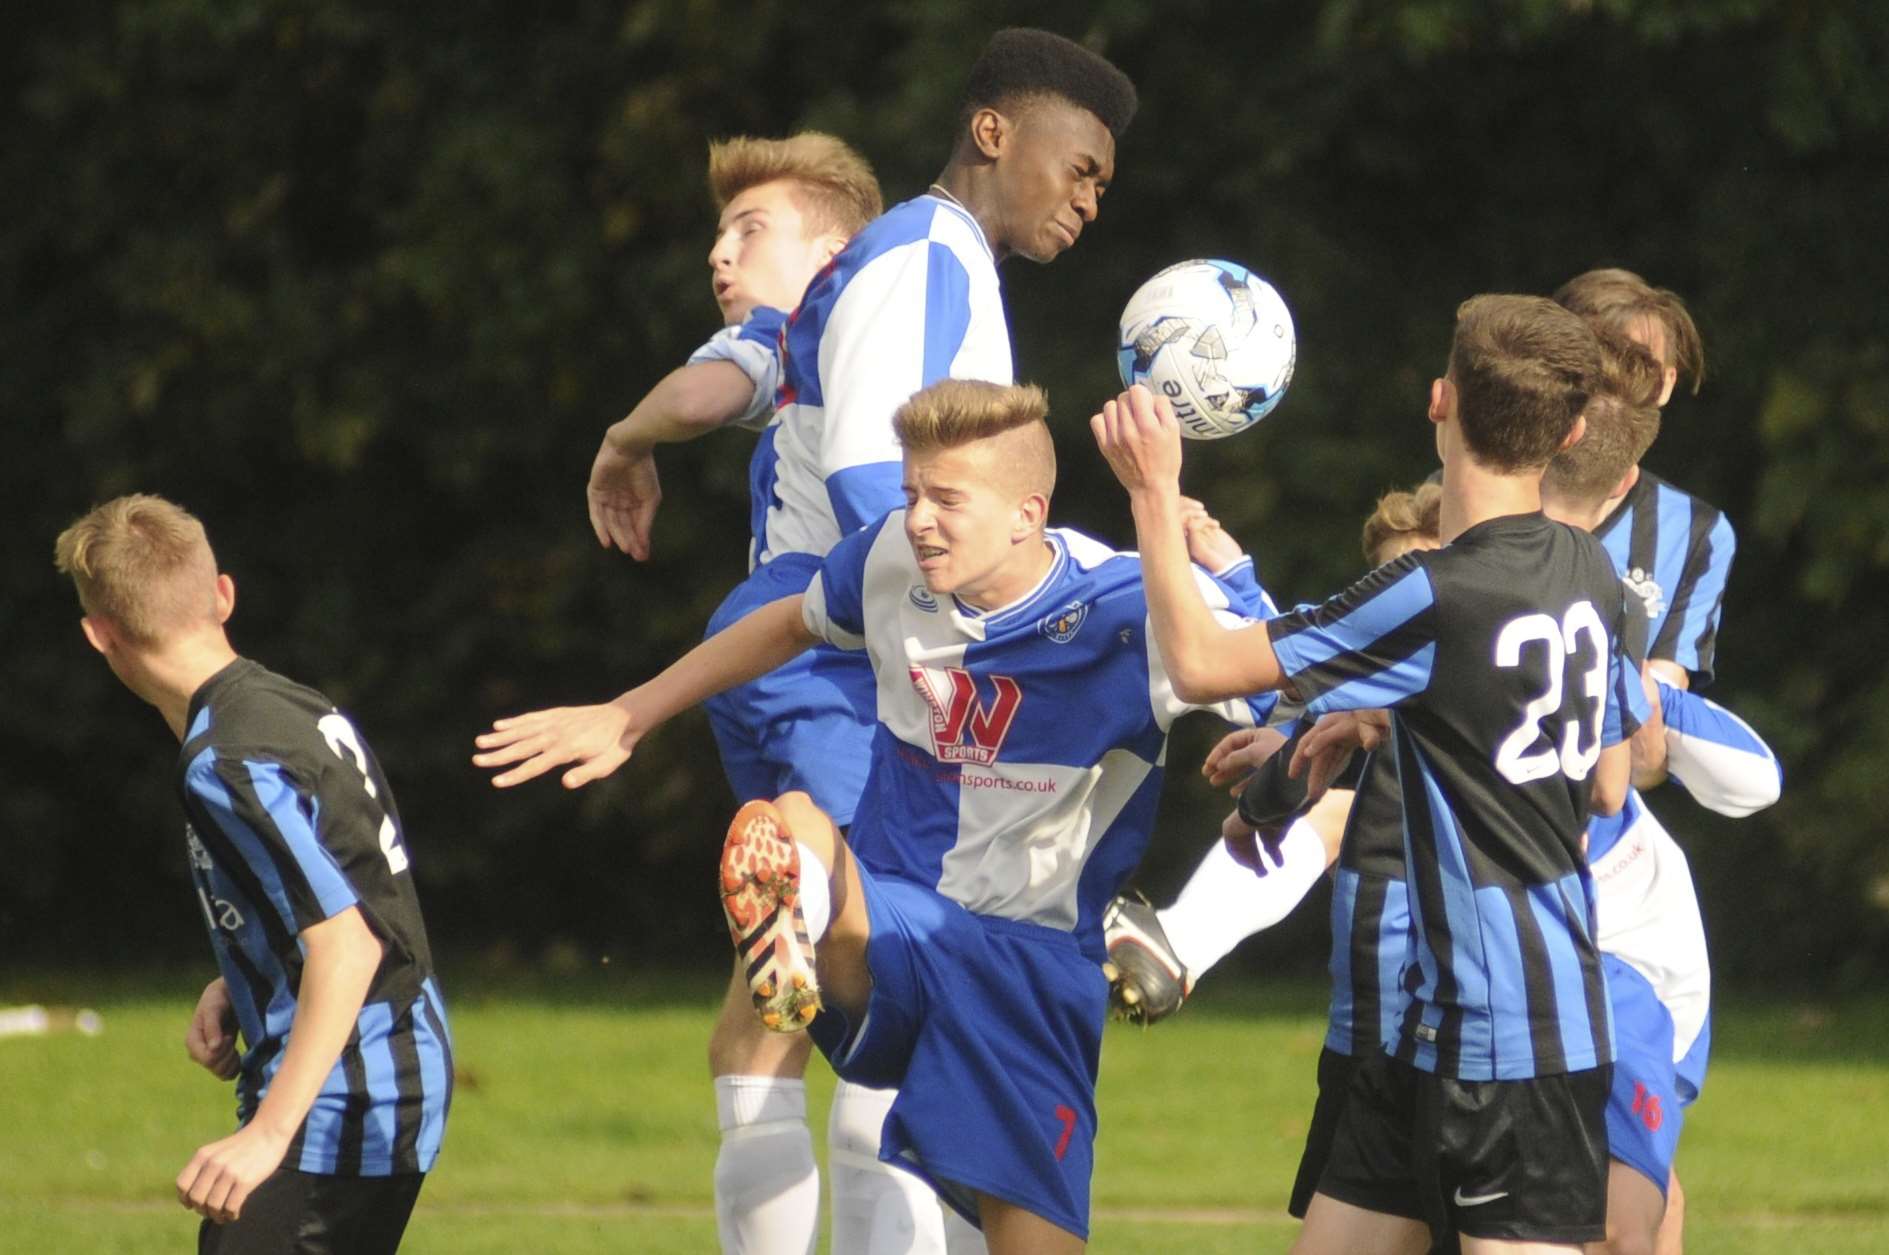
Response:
[1705,764,1783,818]
[1590,775,1628,817]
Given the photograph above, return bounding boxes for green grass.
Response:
[1,970,1885,1251]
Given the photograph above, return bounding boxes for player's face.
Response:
[708,180,842,324]
[902,445,1035,604]
[989,101,1114,264]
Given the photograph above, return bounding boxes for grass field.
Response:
[2,968,1885,1252]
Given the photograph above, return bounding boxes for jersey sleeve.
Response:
[1148,566,1277,731]
[802,513,892,651]
[817,241,993,536]
[1659,683,1782,817]
[1209,555,1280,620]
[1265,554,1438,716]
[1601,644,1650,748]
[685,306,787,432]
[184,751,360,934]
[1651,509,1736,685]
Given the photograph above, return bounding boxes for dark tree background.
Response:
[7,1,1886,987]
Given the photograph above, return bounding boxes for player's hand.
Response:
[175,1122,291,1224]
[1288,710,1388,799]
[1091,384,1183,495]
[473,701,643,789]
[586,437,661,560]
[1179,496,1245,572]
[1202,726,1287,792]
[185,978,240,1081]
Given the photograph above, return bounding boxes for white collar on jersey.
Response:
[946,534,1070,641]
[924,184,995,265]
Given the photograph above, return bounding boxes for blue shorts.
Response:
[701,554,876,824]
[1675,1008,1711,1107]
[1603,956,1685,1194]
[807,862,1108,1239]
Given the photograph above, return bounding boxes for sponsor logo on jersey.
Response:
[909,585,939,612]
[909,666,1022,766]
[1039,599,1089,644]
[185,825,213,871]
[1623,567,1664,620]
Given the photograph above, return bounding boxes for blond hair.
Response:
[893,379,1056,499]
[707,132,883,239]
[1449,295,1601,473]
[53,494,219,643]
[1553,267,1705,396]
[1360,483,1442,565]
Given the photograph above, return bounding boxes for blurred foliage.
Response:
[5,0,1885,985]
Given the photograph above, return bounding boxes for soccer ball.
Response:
[1116,259,1297,439]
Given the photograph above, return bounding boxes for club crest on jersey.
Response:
[909,585,939,612]
[1039,600,1089,644]
[908,665,1022,766]
[1622,568,1664,620]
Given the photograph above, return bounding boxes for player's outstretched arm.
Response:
[184,977,240,1081]
[1658,682,1783,817]
[474,594,819,789]
[588,361,758,559]
[1092,385,1283,703]
[175,906,383,1224]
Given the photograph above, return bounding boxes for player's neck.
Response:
[931,166,1008,263]
[1437,453,1543,544]
[133,635,241,740]
[955,538,1056,615]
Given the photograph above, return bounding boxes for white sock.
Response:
[827,1079,968,1255]
[796,841,831,943]
[714,1075,819,1255]
[1158,817,1330,980]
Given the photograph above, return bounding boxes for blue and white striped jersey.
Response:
[802,514,1272,958]
[1269,513,1648,1080]
[178,660,452,1177]
[1595,470,1736,684]
[756,195,1012,568]
[1589,683,1781,1073]
[687,305,788,433]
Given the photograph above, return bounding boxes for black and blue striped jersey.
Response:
[177,659,451,1176]
[1593,470,1735,685]
[1268,513,1646,1081]
[1323,749,1410,1059]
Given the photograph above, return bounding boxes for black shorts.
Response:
[1316,1052,1611,1245]
[1288,1046,1360,1219]
[198,1170,425,1255]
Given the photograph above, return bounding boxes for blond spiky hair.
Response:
[893,379,1057,499]
[707,132,883,239]
[53,494,219,643]
[1360,483,1442,565]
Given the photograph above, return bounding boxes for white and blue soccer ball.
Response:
[1116,259,1296,440]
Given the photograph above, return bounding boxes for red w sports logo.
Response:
[909,666,1021,766]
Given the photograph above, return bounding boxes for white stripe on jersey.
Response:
[803,515,1264,932]
[1591,800,1710,1065]
[761,197,1012,567]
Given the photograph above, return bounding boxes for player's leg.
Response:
[1291,1194,1430,1255]
[1106,789,1348,1021]
[1584,1161,1664,1255]
[710,987,819,1255]
[198,1170,425,1255]
[828,1079,977,1254]
[1653,1172,1684,1255]
[1459,1239,1584,1254]
[975,1191,1085,1255]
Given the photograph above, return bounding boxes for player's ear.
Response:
[815,232,848,266]
[79,615,111,656]
[1014,490,1048,538]
[1559,413,1587,454]
[1608,464,1640,503]
[968,107,1010,161]
[214,574,236,625]
[1426,378,1452,426]
[1658,363,1678,408]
